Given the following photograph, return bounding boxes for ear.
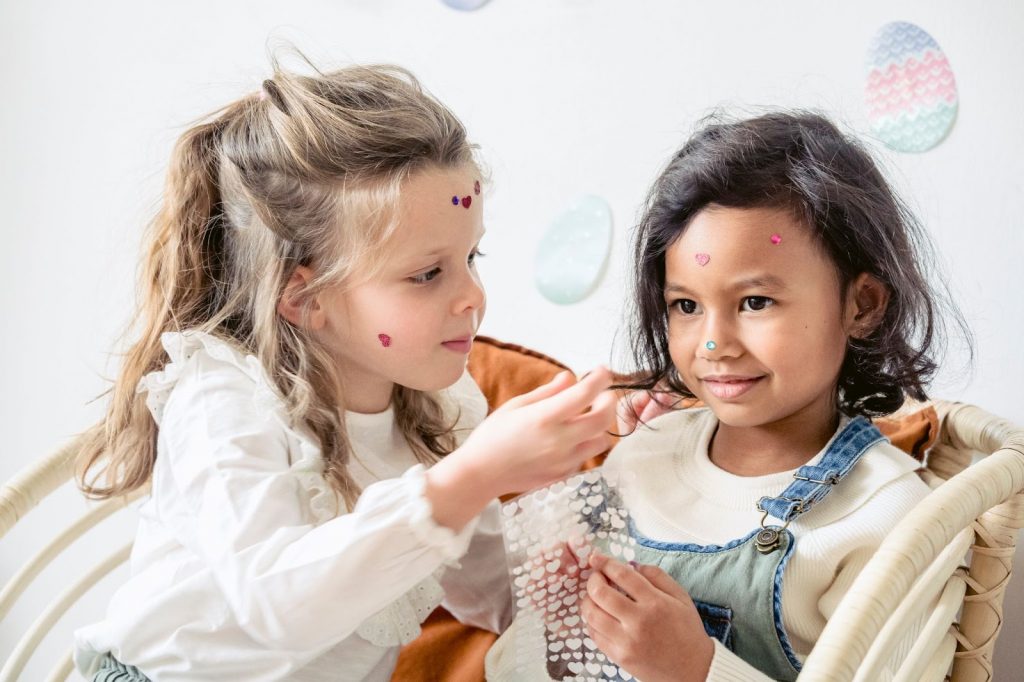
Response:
[277,265,327,330]
[844,273,890,339]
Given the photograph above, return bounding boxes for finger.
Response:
[566,389,618,442]
[580,593,620,639]
[500,370,575,409]
[615,392,640,434]
[628,390,654,415]
[591,553,657,603]
[570,433,612,464]
[539,366,613,418]
[586,563,636,617]
[639,394,670,422]
[636,563,691,602]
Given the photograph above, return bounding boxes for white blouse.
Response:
[74,331,511,681]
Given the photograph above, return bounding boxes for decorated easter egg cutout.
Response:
[534,195,612,305]
[441,0,492,10]
[865,21,958,153]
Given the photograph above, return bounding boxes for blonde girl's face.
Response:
[664,205,860,430]
[320,164,486,408]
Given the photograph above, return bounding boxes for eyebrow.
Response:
[405,228,487,267]
[664,275,788,296]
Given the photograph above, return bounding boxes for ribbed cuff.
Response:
[706,639,775,682]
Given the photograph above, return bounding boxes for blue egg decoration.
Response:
[534,195,613,305]
[441,0,492,10]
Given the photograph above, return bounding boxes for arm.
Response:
[164,355,615,653]
[161,358,479,653]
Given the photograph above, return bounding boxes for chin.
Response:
[707,403,775,429]
[398,363,466,393]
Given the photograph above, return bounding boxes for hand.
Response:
[580,553,714,682]
[616,387,677,435]
[426,368,617,530]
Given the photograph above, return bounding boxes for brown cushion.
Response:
[393,337,568,682]
[392,337,938,681]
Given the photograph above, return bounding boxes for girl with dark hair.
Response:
[487,112,965,681]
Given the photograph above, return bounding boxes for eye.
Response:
[673,299,699,315]
[742,296,774,312]
[468,248,486,266]
[410,267,442,284]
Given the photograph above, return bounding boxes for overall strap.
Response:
[757,416,885,524]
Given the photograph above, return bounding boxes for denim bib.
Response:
[617,417,884,681]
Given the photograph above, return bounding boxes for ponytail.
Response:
[77,114,229,498]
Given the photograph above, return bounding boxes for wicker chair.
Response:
[800,401,1024,681]
[0,437,145,682]
[1,400,1022,682]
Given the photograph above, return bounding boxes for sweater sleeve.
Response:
[705,639,775,682]
[158,353,478,653]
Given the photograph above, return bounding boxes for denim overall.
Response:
[615,417,884,681]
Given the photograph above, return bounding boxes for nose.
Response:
[452,266,486,316]
[696,312,738,360]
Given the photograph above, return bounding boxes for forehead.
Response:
[665,204,836,288]
[390,163,482,251]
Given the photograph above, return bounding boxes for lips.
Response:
[700,375,764,400]
[441,336,473,354]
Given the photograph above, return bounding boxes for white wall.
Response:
[2,1,1021,679]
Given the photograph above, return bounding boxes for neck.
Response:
[336,367,394,415]
[708,401,840,477]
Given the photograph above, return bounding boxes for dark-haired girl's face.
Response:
[663,205,860,433]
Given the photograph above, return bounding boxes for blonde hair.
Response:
[77,61,478,510]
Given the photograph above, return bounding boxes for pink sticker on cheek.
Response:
[378,334,392,348]
[694,253,711,266]
[770,233,782,245]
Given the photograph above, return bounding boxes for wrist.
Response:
[683,635,715,682]
[424,447,496,531]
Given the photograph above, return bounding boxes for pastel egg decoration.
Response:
[534,195,612,305]
[865,21,958,153]
[441,0,492,10]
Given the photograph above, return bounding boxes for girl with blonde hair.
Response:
[73,61,615,681]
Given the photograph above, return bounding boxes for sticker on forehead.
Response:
[694,253,711,267]
[770,233,782,245]
[378,334,392,348]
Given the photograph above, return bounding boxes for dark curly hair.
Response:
[624,111,969,418]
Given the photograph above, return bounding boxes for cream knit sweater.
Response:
[486,407,932,681]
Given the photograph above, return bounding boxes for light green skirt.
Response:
[93,653,151,681]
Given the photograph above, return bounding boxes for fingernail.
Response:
[628,560,639,570]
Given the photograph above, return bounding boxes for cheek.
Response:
[769,316,847,378]
[666,319,695,373]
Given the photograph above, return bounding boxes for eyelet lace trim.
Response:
[355,569,447,647]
